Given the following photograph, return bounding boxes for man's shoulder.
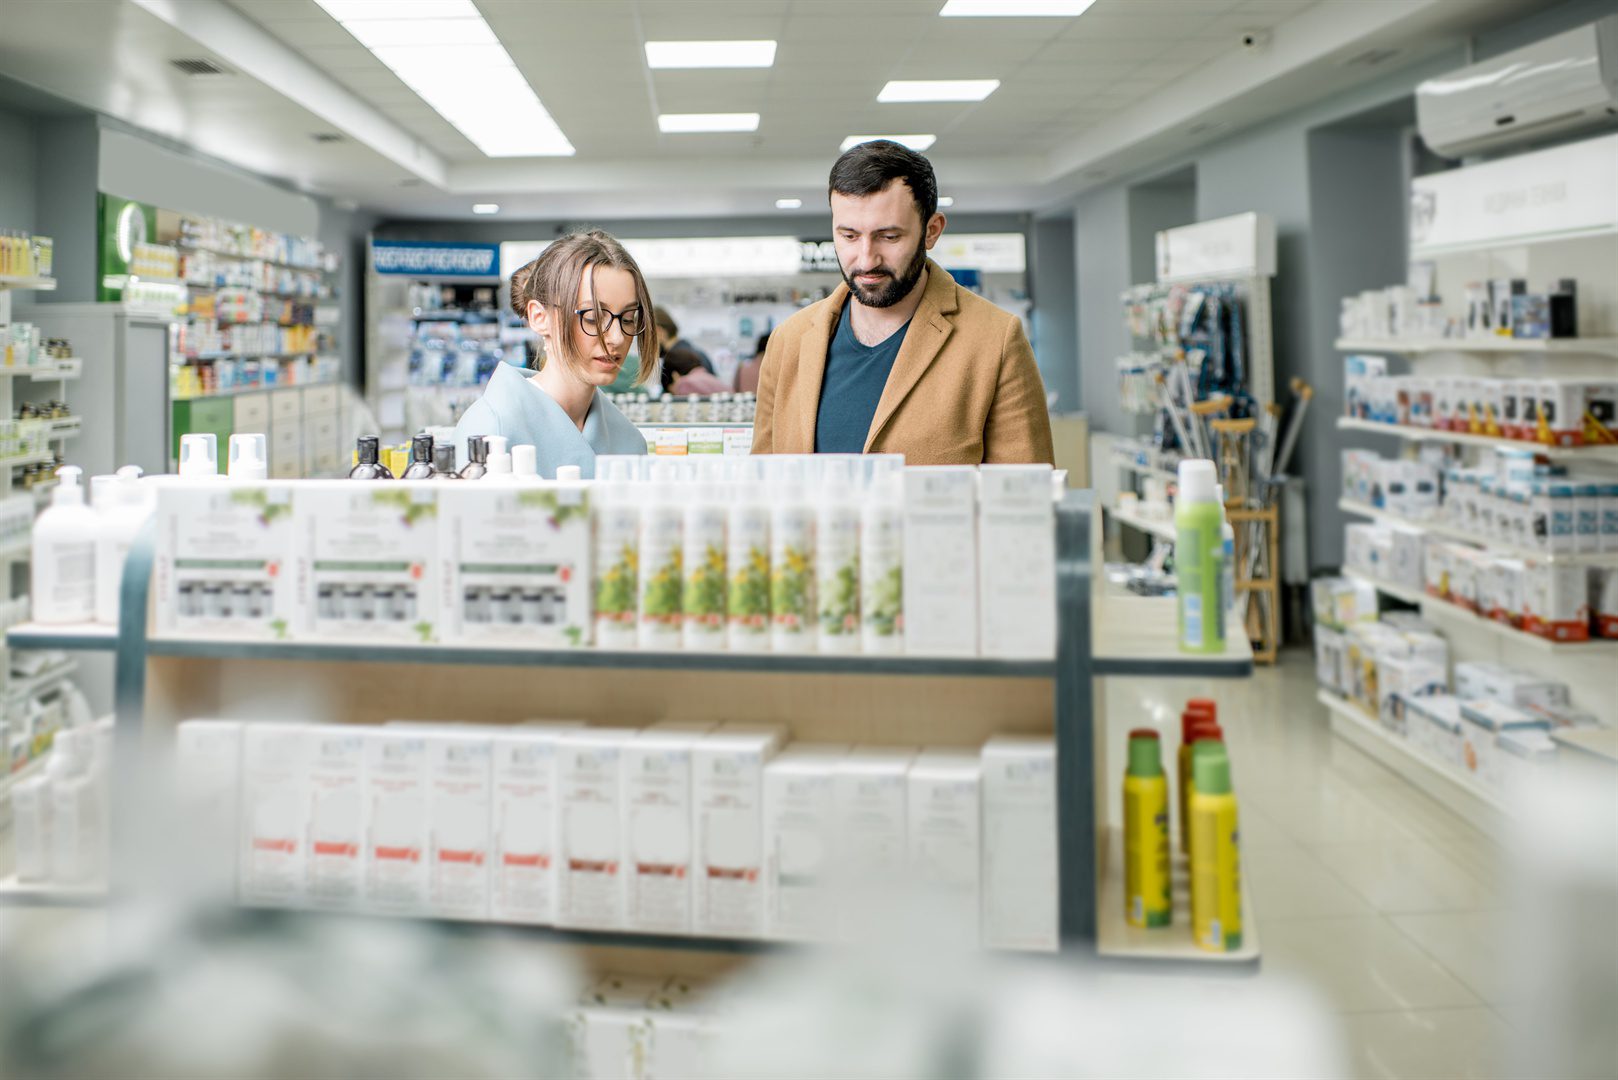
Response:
[944,277,1020,337]
[764,292,844,368]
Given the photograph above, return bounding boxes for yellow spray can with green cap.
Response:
[1189,743,1242,952]
[1123,728,1171,928]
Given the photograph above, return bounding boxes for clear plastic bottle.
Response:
[32,466,98,624]
[94,466,153,626]
[401,434,436,480]
[350,436,394,480]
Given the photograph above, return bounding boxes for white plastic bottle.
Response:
[178,432,219,479]
[769,457,817,653]
[556,464,582,482]
[95,466,155,626]
[1217,484,1236,640]
[726,458,772,652]
[593,456,641,649]
[484,435,513,479]
[228,433,268,481]
[512,444,540,482]
[682,460,729,651]
[31,466,98,624]
[860,457,905,655]
[816,457,861,654]
[52,728,107,884]
[638,460,685,649]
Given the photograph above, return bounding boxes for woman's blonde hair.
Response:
[509,229,658,386]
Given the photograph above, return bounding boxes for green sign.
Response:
[97,194,157,301]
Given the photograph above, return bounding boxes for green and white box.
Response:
[153,481,296,639]
[294,482,439,643]
[439,483,593,647]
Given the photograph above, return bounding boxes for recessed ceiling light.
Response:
[940,0,1097,15]
[472,203,500,215]
[775,198,803,210]
[314,0,574,157]
[645,40,777,69]
[937,196,955,208]
[659,113,760,133]
[840,134,937,153]
[878,80,999,103]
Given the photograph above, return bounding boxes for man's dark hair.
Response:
[828,140,938,225]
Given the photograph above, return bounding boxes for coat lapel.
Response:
[793,282,847,451]
[864,260,958,452]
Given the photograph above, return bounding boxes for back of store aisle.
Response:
[2,0,1618,1076]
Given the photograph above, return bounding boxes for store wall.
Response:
[316,200,382,393]
[0,107,35,234]
[1029,214,1078,412]
[1073,183,1135,439]
[33,117,99,303]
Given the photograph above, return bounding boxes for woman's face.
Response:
[530,265,641,388]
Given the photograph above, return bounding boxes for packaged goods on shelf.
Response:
[293,483,440,642]
[977,465,1058,659]
[238,724,313,907]
[980,735,1057,952]
[424,730,493,921]
[832,745,914,937]
[762,743,845,942]
[304,727,366,910]
[361,728,431,916]
[901,466,979,657]
[12,720,111,887]
[905,749,982,944]
[0,228,52,279]
[1339,278,1579,342]
[153,480,296,639]
[1458,701,1549,791]
[555,729,627,930]
[1310,576,1379,631]
[624,723,710,935]
[488,725,572,926]
[1343,361,1618,448]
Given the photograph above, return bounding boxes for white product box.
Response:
[640,984,718,1080]
[1595,565,1618,638]
[906,749,982,944]
[293,482,439,642]
[980,735,1058,952]
[1522,562,1590,642]
[568,975,664,1080]
[556,729,628,930]
[763,743,847,941]
[153,482,296,639]
[174,719,243,899]
[424,732,492,921]
[1376,656,1446,736]
[833,745,915,937]
[1485,559,1525,627]
[1459,701,1550,791]
[1475,667,1569,710]
[1314,625,1347,695]
[439,482,593,646]
[1602,483,1618,554]
[239,725,312,907]
[489,727,574,925]
[976,465,1056,659]
[1408,695,1464,771]
[623,723,710,934]
[1497,729,1558,796]
[304,727,367,910]
[361,730,431,915]
[902,467,979,657]
[691,725,787,938]
[1388,526,1425,590]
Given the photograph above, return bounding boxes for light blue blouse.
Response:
[451,362,647,478]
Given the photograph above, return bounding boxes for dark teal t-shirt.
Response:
[814,300,912,453]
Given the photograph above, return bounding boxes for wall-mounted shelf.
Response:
[1335,417,1618,464]
[1338,498,1618,567]
[1105,501,1177,544]
[171,379,339,403]
[0,275,56,291]
[2,359,82,380]
[1342,568,1618,655]
[5,622,118,651]
[1335,337,1618,357]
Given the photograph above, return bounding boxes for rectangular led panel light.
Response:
[314,0,574,156]
[878,80,999,102]
[645,40,777,68]
[940,0,1098,14]
[659,113,761,133]
[840,134,937,152]
[775,198,803,209]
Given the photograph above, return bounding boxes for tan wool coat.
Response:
[750,259,1056,465]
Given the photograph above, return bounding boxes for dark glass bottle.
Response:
[401,433,435,480]
[458,435,488,480]
[432,444,461,479]
[349,435,394,480]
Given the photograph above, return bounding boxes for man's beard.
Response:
[842,240,927,309]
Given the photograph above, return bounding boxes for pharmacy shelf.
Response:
[177,240,326,274]
[1317,690,1507,828]
[1335,336,1618,357]
[1091,594,1253,678]
[182,350,317,362]
[1343,567,1618,655]
[0,275,56,291]
[2,359,81,380]
[38,417,81,440]
[1105,501,1177,543]
[139,635,1058,679]
[635,422,756,430]
[1095,827,1259,966]
[1552,726,1618,766]
[172,379,338,402]
[0,451,60,472]
[1335,417,1618,464]
[5,622,118,651]
[0,538,30,561]
[0,874,106,908]
[1337,498,1618,567]
[5,656,78,700]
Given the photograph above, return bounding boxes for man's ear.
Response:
[924,212,947,250]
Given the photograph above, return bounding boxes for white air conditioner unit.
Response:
[1416,16,1618,159]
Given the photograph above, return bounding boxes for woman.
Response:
[453,230,655,477]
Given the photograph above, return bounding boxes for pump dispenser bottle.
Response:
[483,436,512,479]
[459,436,489,480]
[32,466,98,624]
[512,445,540,481]
[350,436,394,480]
[432,445,460,479]
[179,433,219,479]
[94,466,154,626]
[401,434,436,480]
[228,434,268,481]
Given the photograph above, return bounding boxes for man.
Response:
[751,140,1053,464]
[652,307,715,375]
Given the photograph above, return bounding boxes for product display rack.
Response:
[5,492,1259,966]
[1338,499,1618,568]
[1334,337,1618,356]
[1336,417,1618,464]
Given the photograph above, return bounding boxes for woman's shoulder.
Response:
[594,390,649,453]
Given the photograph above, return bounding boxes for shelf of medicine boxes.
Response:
[36,492,1255,959]
[1104,500,1177,545]
[1335,417,1618,465]
[1337,498,1618,568]
[1,358,82,380]
[1334,336,1618,357]
[0,275,56,291]
[177,241,327,275]
[1314,689,1509,829]
[1341,567,1618,656]
[171,378,339,402]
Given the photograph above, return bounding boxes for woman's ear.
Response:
[528,298,549,336]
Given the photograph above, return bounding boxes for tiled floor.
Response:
[1108,648,1517,1080]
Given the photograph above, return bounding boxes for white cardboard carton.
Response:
[980,735,1058,952]
[556,729,628,929]
[691,724,787,938]
[174,719,243,900]
[153,482,296,639]
[239,725,312,906]
[361,729,431,915]
[304,727,367,910]
[902,467,979,656]
[292,482,439,642]
[834,745,915,937]
[424,732,493,921]
[623,723,712,934]
[762,743,847,941]
[489,727,573,925]
[906,749,982,945]
[976,465,1057,659]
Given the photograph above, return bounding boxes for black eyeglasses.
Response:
[574,304,646,337]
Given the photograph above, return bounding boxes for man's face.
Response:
[830,180,942,309]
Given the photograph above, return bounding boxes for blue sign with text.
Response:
[372,240,501,277]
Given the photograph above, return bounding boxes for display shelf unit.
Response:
[1095,827,1259,964]
[1343,568,1618,655]
[2,359,82,381]
[15,492,1258,965]
[1553,726,1618,766]
[1315,690,1507,828]
[1336,417,1618,463]
[5,656,79,700]
[5,623,118,651]
[0,275,56,291]
[171,378,338,403]
[1104,500,1177,544]
[1338,498,1618,567]
[0,874,105,907]
[1334,337,1618,356]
